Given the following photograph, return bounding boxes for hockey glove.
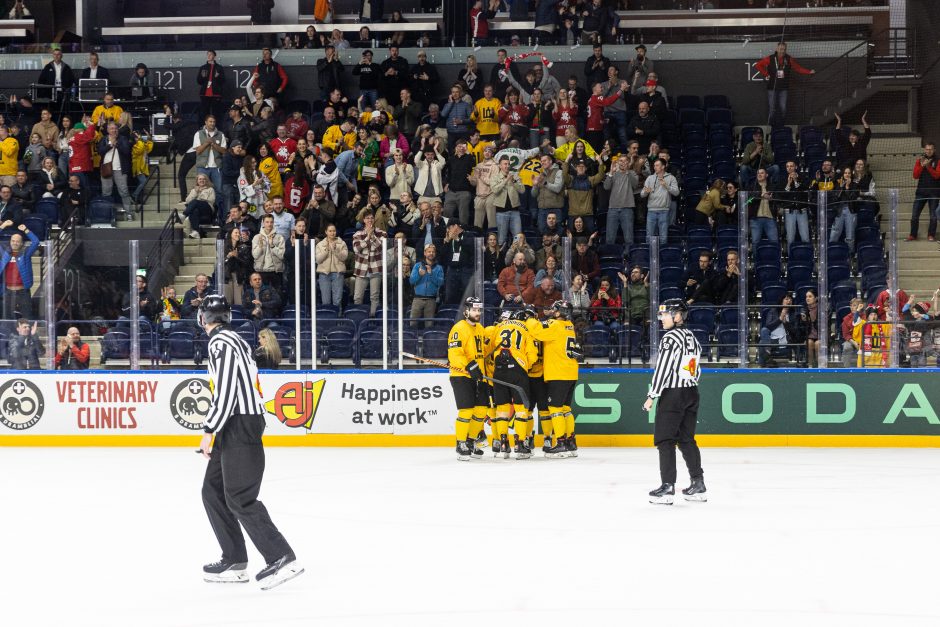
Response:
[566,341,584,363]
[465,361,484,382]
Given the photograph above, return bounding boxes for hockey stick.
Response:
[402,352,530,409]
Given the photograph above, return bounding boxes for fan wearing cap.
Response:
[526,300,582,458]
[627,44,655,84]
[643,299,706,505]
[448,297,489,460]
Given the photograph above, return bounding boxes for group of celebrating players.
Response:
[447,296,581,461]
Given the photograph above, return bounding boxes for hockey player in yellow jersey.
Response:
[518,306,550,452]
[488,310,538,459]
[448,297,488,460]
[528,300,582,458]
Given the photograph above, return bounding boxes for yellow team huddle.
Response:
[447,297,581,461]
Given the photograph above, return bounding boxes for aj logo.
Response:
[263,380,326,429]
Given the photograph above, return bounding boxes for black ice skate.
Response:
[492,436,503,458]
[648,483,675,505]
[682,478,707,502]
[475,429,489,449]
[203,559,248,584]
[256,553,304,591]
[526,435,534,451]
[457,440,472,461]
[499,435,511,459]
[515,439,532,460]
[545,437,569,459]
[565,434,578,458]
[468,437,484,459]
[542,436,553,454]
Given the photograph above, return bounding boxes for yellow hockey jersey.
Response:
[528,318,579,381]
[448,319,485,378]
[491,319,538,372]
[524,317,545,378]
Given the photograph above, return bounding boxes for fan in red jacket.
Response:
[590,276,623,326]
[282,173,310,216]
[284,111,309,141]
[585,82,626,150]
[68,122,97,179]
[269,126,298,173]
[470,0,497,45]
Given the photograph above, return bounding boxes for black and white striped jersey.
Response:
[648,326,702,398]
[203,326,265,434]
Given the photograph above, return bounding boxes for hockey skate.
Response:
[682,478,708,502]
[499,435,511,459]
[475,429,489,449]
[515,439,532,460]
[256,553,304,591]
[648,483,675,505]
[565,434,578,458]
[492,437,503,458]
[545,437,569,459]
[457,440,472,461]
[468,437,484,459]
[203,559,249,584]
[541,436,553,454]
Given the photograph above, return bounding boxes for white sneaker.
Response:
[189,231,201,239]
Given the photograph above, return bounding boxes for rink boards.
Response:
[0,369,938,446]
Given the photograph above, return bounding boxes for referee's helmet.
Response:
[658,298,688,318]
[198,294,232,328]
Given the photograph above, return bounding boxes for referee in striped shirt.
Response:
[197,294,303,589]
[643,299,707,505]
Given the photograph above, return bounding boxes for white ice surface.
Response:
[2,447,939,627]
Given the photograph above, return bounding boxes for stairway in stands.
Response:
[867,133,940,301]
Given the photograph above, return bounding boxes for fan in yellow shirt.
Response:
[258,146,283,199]
[472,86,502,138]
[322,119,356,153]
[91,93,124,128]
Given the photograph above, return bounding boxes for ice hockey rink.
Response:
[3,446,939,627]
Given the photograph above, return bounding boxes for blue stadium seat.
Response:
[703,94,731,110]
[761,283,788,305]
[789,243,815,265]
[325,329,355,360]
[421,330,448,359]
[33,198,59,224]
[583,328,613,359]
[676,95,702,111]
[687,305,716,331]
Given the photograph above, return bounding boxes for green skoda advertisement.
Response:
[573,370,940,436]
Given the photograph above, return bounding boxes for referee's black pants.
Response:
[202,414,294,564]
[653,387,704,485]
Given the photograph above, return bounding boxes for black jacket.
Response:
[37,62,75,98]
[445,153,474,193]
[80,66,111,81]
[97,134,133,176]
[8,334,44,370]
[352,62,381,91]
[583,54,612,87]
[316,57,345,92]
[197,62,227,97]
[440,232,476,270]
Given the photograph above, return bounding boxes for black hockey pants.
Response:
[653,387,704,485]
[202,413,293,564]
